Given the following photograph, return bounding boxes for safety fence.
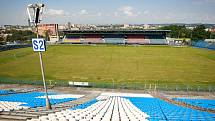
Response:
[0,78,214,92]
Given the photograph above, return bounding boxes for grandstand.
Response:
[104,35,125,44]
[27,93,215,121]
[63,35,82,44]
[192,40,215,50]
[0,87,215,121]
[61,30,169,45]
[84,35,103,44]
[127,35,148,44]
[0,91,84,111]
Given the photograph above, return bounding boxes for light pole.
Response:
[27,3,52,110]
[112,78,115,89]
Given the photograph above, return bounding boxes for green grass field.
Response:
[0,45,215,89]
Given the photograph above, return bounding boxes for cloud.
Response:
[46,9,68,16]
[119,6,137,17]
[114,12,118,17]
[143,10,149,15]
[80,9,88,15]
[118,6,142,17]
[97,12,102,16]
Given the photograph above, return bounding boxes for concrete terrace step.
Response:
[0,91,101,120]
[9,112,39,118]
[50,91,100,110]
[0,115,30,121]
[22,111,48,116]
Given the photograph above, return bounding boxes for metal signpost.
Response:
[27,3,52,110]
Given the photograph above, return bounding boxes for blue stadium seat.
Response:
[0,90,15,95]
[104,38,125,44]
[208,43,215,50]
[0,92,78,108]
[125,97,215,121]
[194,41,209,48]
[149,39,167,44]
[173,98,215,110]
[71,99,97,110]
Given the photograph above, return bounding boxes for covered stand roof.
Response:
[61,30,171,35]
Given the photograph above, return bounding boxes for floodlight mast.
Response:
[27,3,52,110]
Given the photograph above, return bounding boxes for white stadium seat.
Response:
[28,94,150,121]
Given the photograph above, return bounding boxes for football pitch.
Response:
[0,45,215,89]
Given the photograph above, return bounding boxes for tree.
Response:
[0,36,5,45]
[160,24,212,40]
[159,25,191,38]
[210,32,215,39]
[4,30,36,43]
[43,30,51,41]
[191,25,208,41]
[6,35,13,42]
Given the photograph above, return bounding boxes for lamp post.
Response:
[27,3,52,110]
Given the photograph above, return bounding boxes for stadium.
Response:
[0,1,215,121]
[0,32,215,120]
[61,30,170,45]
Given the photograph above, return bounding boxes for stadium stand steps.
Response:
[173,98,215,111]
[0,88,43,96]
[28,93,215,121]
[0,91,100,121]
[28,95,150,121]
[0,115,30,121]
[0,90,15,95]
[126,96,215,121]
[152,93,215,114]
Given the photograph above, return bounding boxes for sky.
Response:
[0,0,215,25]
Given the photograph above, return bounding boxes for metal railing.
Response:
[0,78,214,92]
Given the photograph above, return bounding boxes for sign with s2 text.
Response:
[32,38,46,52]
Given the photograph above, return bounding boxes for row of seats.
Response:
[149,39,167,44]
[127,39,150,44]
[28,93,215,121]
[192,41,215,50]
[63,38,167,45]
[0,101,29,112]
[85,38,103,43]
[104,38,125,44]
[71,99,97,110]
[173,98,215,110]
[0,88,42,95]
[14,88,41,93]
[193,41,209,48]
[29,96,149,121]
[64,39,81,43]
[127,97,215,121]
[208,43,215,50]
[0,90,15,95]
[0,92,83,111]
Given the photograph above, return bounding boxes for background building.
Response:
[37,24,59,43]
